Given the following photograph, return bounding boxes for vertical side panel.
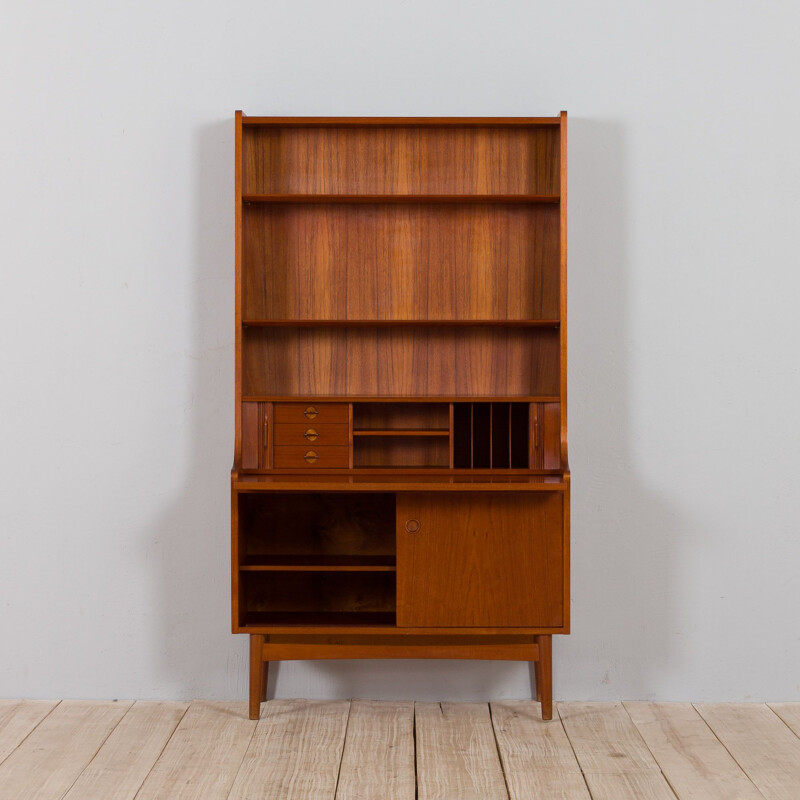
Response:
[264,402,273,469]
[543,402,561,470]
[241,402,260,470]
[232,491,242,630]
[529,403,543,469]
[234,111,243,467]
[559,111,568,466]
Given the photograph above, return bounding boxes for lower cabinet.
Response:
[236,490,565,630]
[236,488,567,721]
[396,492,564,628]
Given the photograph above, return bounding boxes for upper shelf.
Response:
[242,319,560,328]
[242,193,559,204]
[240,116,562,128]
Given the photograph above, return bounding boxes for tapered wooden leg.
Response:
[249,634,265,720]
[260,658,269,702]
[536,634,553,720]
[533,652,542,701]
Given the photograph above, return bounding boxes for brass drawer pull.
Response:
[304,450,319,463]
[304,406,319,419]
[304,428,319,441]
[405,519,421,533]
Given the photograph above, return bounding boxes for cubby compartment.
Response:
[353,437,450,469]
[238,492,397,626]
[242,571,396,627]
[453,402,530,469]
[353,403,449,432]
[241,124,561,196]
[242,327,559,397]
[238,493,396,560]
[242,203,559,322]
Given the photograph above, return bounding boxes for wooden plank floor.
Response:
[0,700,798,799]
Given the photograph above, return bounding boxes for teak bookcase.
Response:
[231,113,569,720]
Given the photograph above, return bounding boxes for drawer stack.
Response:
[272,403,350,468]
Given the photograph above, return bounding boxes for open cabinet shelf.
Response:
[241,319,560,328]
[242,193,560,204]
[240,554,397,572]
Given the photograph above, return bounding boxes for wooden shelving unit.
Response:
[232,113,569,720]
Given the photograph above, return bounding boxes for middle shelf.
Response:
[353,429,450,437]
[242,193,560,204]
[240,554,397,572]
[241,319,560,327]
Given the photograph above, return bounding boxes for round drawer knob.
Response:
[405,519,420,533]
[304,450,319,464]
[304,406,319,419]
[304,428,319,441]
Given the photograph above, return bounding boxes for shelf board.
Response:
[240,555,396,572]
[242,193,559,204]
[234,473,568,492]
[240,116,562,128]
[243,611,397,627]
[242,319,559,328]
[353,429,450,437]
[242,395,561,403]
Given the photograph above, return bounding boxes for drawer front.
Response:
[273,423,350,447]
[273,446,350,469]
[273,403,349,425]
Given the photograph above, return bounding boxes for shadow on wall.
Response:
[560,117,682,700]
[149,116,682,702]
[147,119,246,700]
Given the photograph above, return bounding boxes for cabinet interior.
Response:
[238,492,397,627]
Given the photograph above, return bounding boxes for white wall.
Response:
[1,0,799,703]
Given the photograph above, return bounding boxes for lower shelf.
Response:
[244,611,396,627]
[240,554,396,571]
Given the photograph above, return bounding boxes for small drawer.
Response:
[273,446,350,469]
[273,403,349,424]
[273,423,350,447]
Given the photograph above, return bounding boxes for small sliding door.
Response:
[396,492,564,628]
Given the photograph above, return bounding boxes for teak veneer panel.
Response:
[243,203,559,321]
[243,327,559,397]
[397,493,564,627]
[242,125,560,195]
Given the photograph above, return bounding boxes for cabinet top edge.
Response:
[237,115,565,127]
[233,476,568,493]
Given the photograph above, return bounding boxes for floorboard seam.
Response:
[486,702,512,800]
[131,701,192,800]
[59,701,134,800]
[690,704,770,800]
[619,702,681,800]
[330,699,352,800]
[0,700,61,769]
[222,700,260,800]
[412,702,418,800]
[766,703,800,742]
[556,703,596,799]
